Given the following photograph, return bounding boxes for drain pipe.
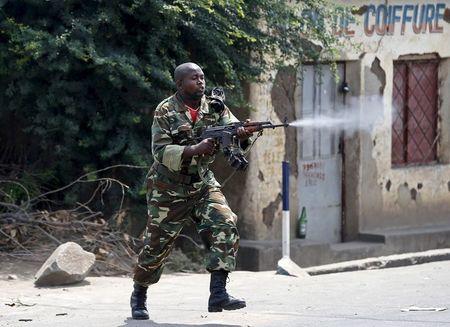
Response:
[276,161,309,277]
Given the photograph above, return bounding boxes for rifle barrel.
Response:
[261,123,289,129]
[243,122,289,128]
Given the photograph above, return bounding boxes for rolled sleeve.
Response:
[162,144,186,171]
[151,112,186,172]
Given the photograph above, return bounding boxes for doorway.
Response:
[297,64,346,243]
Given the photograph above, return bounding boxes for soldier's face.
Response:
[180,68,205,100]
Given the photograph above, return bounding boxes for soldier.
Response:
[130,62,252,320]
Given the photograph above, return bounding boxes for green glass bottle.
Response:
[298,206,307,239]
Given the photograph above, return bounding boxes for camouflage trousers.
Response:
[133,172,239,286]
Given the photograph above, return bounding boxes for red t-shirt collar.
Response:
[186,105,199,123]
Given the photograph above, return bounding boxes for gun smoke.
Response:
[289,96,384,134]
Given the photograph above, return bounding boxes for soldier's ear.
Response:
[176,79,183,90]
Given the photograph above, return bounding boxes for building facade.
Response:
[227,0,450,270]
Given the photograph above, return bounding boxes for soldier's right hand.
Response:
[194,138,216,156]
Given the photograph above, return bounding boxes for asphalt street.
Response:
[1,261,450,327]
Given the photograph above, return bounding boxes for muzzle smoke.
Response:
[289,96,384,134]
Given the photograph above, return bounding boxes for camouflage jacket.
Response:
[150,92,246,188]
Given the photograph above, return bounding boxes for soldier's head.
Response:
[174,62,205,101]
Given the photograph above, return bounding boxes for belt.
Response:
[152,162,203,184]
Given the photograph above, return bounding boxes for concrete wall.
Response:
[232,0,450,242]
[441,59,450,165]
[235,74,296,241]
[342,60,363,241]
[344,0,450,233]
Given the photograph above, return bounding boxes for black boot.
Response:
[208,270,246,312]
[130,282,149,320]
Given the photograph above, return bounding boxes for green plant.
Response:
[0,0,348,218]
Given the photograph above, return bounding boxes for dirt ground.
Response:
[0,255,46,280]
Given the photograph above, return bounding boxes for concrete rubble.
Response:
[34,242,95,287]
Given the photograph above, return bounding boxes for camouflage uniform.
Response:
[134,93,246,286]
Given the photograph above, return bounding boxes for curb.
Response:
[305,248,450,275]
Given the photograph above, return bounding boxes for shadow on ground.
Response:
[118,319,241,327]
[34,279,91,289]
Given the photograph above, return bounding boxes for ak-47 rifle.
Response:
[197,120,289,170]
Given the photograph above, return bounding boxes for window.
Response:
[392,59,439,166]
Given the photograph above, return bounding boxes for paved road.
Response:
[1,261,450,327]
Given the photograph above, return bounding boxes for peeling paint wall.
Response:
[362,61,450,230]
[238,0,450,242]
[342,61,363,241]
[235,80,289,240]
[231,67,300,241]
[339,0,450,233]
[439,59,450,164]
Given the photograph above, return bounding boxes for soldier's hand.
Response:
[194,138,216,156]
[237,119,254,140]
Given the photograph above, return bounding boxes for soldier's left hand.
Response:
[237,119,253,140]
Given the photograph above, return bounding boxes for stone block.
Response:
[34,242,95,286]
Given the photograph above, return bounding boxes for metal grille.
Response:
[392,60,439,166]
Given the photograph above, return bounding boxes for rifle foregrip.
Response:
[245,126,261,133]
